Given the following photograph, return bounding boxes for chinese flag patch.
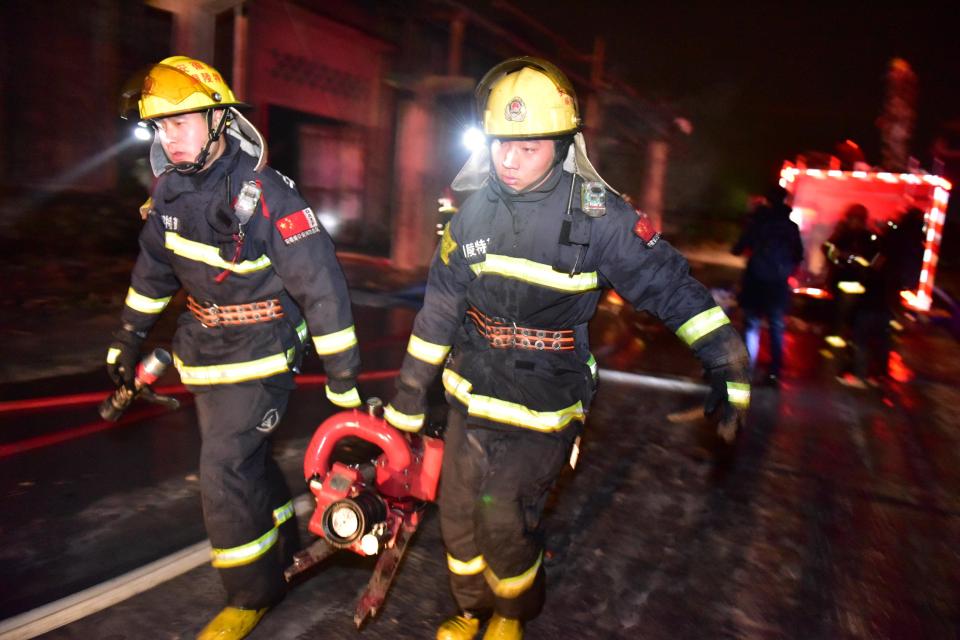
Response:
[276,208,320,245]
[633,209,661,248]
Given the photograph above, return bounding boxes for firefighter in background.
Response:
[848,207,926,385]
[732,185,804,387]
[383,57,750,640]
[821,203,878,351]
[110,57,361,639]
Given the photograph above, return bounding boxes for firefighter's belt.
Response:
[467,307,575,351]
[187,295,284,327]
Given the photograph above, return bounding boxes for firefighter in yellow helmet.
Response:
[111,56,361,639]
[384,57,750,640]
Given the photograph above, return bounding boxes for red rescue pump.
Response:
[285,398,444,627]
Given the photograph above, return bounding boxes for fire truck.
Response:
[779,157,952,311]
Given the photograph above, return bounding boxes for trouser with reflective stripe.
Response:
[195,380,300,609]
[439,409,574,621]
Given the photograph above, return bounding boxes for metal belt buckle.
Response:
[201,301,220,328]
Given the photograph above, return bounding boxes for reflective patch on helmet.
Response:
[504,96,527,122]
[440,223,458,266]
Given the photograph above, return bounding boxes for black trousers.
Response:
[438,409,574,621]
[194,380,300,609]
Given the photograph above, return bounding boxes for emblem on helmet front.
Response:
[504,96,526,122]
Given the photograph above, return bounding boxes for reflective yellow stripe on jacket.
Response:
[384,404,424,432]
[470,254,599,292]
[165,232,272,274]
[312,325,357,356]
[125,287,171,314]
[326,385,361,408]
[442,369,584,432]
[676,306,730,346]
[174,352,291,385]
[407,335,451,366]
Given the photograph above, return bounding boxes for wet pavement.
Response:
[1,257,959,639]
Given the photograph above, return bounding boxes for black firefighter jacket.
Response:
[120,139,360,405]
[385,168,747,435]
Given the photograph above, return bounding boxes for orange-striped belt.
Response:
[187,295,284,327]
[467,307,576,351]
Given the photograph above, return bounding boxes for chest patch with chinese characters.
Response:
[461,237,491,260]
[161,215,180,231]
[276,207,319,245]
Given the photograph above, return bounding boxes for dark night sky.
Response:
[516,2,960,209]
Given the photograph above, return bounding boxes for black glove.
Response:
[105,327,145,389]
[704,361,751,444]
[326,373,361,409]
[383,377,427,434]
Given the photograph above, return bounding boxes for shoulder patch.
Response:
[276,208,320,245]
[633,209,661,248]
[440,223,458,265]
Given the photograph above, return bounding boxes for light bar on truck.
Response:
[780,163,953,312]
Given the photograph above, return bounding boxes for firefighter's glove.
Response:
[106,327,145,390]
[383,378,426,435]
[704,362,751,444]
[326,372,362,409]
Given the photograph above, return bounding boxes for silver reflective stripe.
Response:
[726,381,750,408]
[407,335,451,365]
[326,385,361,408]
[383,404,424,432]
[174,353,289,385]
[470,254,598,292]
[124,287,171,314]
[676,306,730,346]
[210,527,278,568]
[165,232,272,273]
[312,325,357,356]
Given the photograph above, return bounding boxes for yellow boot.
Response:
[482,614,522,640]
[197,606,268,640]
[436,614,481,640]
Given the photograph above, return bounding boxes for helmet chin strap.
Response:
[164,110,229,175]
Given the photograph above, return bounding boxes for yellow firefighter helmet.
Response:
[123,56,242,121]
[476,57,580,138]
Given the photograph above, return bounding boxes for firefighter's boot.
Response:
[482,615,522,640]
[197,606,268,640]
[436,614,481,640]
